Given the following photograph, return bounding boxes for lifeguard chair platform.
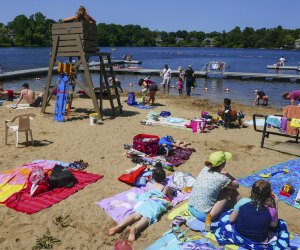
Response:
[41,21,122,121]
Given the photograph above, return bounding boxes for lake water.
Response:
[0,47,300,108]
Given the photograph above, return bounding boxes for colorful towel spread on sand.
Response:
[164,202,300,250]
[133,104,156,110]
[4,170,102,214]
[0,160,66,203]
[96,176,190,223]
[244,118,265,127]
[238,158,300,209]
[142,116,191,131]
[166,148,196,167]
[0,160,103,214]
[215,210,290,250]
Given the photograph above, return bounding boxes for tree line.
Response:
[0,12,300,49]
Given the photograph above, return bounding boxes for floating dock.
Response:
[267,65,300,71]
[1,66,300,83]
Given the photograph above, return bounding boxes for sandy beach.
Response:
[0,93,299,250]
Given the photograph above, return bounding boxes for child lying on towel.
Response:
[108,167,172,243]
[158,135,191,155]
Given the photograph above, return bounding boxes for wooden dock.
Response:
[267,65,300,71]
[1,66,300,83]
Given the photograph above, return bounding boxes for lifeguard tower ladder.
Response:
[41,21,122,121]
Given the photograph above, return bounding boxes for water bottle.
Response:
[204,213,212,232]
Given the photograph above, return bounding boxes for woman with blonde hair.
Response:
[63,6,96,24]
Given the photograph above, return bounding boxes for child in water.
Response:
[177,77,183,96]
[108,168,171,242]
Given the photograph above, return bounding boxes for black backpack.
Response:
[49,164,78,189]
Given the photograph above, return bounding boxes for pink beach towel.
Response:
[4,170,103,214]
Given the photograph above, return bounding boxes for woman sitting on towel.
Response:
[215,180,289,249]
[188,151,240,222]
[108,168,171,243]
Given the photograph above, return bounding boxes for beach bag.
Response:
[160,111,171,117]
[127,92,136,106]
[133,134,160,156]
[49,164,78,189]
[118,165,147,185]
[191,119,206,133]
[27,166,49,197]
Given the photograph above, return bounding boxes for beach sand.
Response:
[0,93,299,249]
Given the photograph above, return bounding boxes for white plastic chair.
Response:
[5,113,36,147]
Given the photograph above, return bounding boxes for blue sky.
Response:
[1,0,300,32]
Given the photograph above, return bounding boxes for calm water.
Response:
[0,47,300,108]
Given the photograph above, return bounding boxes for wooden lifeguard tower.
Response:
[41,21,122,121]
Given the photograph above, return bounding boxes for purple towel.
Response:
[281,117,287,133]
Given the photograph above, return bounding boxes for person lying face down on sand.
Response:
[15,83,44,108]
[108,168,172,243]
[158,135,191,155]
[62,6,96,24]
[188,151,240,222]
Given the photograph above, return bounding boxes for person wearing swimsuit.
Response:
[108,168,171,243]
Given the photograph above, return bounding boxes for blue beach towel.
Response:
[132,104,156,110]
[238,158,300,209]
[215,210,290,250]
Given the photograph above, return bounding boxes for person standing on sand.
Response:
[62,6,96,24]
[282,90,300,106]
[185,65,195,96]
[162,64,171,94]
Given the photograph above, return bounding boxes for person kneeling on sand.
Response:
[188,151,240,222]
[138,78,159,106]
[15,83,44,108]
[108,168,172,243]
[218,98,244,129]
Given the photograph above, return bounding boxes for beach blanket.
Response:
[0,160,67,203]
[133,104,156,110]
[4,169,103,214]
[238,158,300,209]
[215,210,291,250]
[244,118,265,127]
[166,202,300,250]
[142,116,191,131]
[6,104,34,109]
[96,176,190,223]
[166,148,196,167]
